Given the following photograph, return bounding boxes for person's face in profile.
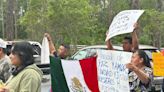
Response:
[9,52,21,67]
[131,51,143,66]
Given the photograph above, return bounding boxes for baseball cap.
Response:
[0,38,6,48]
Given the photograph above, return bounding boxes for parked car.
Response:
[6,41,41,63]
[70,44,163,91]
[71,45,160,60]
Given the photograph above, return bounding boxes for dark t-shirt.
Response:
[53,52,65,59]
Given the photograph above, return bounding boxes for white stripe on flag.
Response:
[61,60,91,92]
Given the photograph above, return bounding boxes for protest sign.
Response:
[106,10,144,41]
[152,52,164,76]
[97,50,132,92]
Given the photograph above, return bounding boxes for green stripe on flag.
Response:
[50,56,69,92]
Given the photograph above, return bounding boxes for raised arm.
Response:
[44,33,56,55]
[131,23,139,51]
[106,31,114,50]
[106,39,114,50]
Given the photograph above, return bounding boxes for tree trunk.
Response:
[157,0,163,11]
[155,0,162,48]
[154,30,161,49]
[5,0,16,40]
[130,0,140,9]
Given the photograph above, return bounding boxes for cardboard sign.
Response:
[106,10,144,41]
[97,50,132,92]
[152,52,164,76]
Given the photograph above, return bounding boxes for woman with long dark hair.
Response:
[126,50,152,92]
[0,42,43,92]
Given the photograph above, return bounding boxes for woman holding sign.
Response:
[126,50,152,92]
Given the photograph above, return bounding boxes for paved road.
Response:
[41,74,51,92]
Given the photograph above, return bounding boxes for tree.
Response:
[19,0,49,41]
[5,0,16,40]
[47,0,98,45]
[130,0,140,9]
[10,0,164,49]
[140,9,164,48]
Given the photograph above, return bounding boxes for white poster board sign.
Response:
[97,50,132,92]
[41,37,50,64]
[106,10,144,41]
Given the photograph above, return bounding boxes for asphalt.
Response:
[41,74,51,92]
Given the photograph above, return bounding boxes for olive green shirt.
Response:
[5,64,43,92]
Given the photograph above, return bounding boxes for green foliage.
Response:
[140,9,164,47]
[140,0,157,9]
[2,0,163,48]
[47,0,99,45]
[19,0,49,41]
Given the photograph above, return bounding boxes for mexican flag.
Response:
[50,56,100,92]
[50,50,132,92]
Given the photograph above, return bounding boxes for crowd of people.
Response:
[0,22,163,92]
[0,33,70,92]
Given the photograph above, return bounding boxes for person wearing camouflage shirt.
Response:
[0,38,11,83]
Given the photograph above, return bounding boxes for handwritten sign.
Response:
[97,50,132,92]
[152,52,164,76]
[106,10,144,41]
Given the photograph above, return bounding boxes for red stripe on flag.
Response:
[80,57,100,92]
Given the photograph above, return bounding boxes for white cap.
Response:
[0,38,6,48]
